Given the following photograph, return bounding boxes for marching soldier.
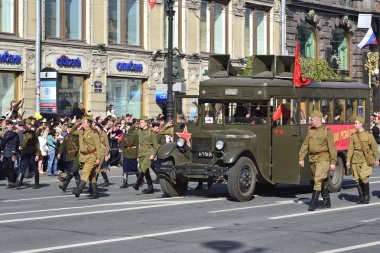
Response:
[0,120,19,188]
[57,123,81,192]
[299,110,337,211]
[133,116,158,194]
[71,115,103,199]
[17,119,41,189]
[346,117,379,204]
[94,122,111,187]
[120,120,139,188]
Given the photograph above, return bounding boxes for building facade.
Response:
[0,0,379,118]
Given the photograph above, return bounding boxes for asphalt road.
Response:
[1,167,380,253]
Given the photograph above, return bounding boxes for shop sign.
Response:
[56,55,82,68]
[116,61,143,72]
[156,83,168,103]
[0,51,22,64]
[94,81,102,93]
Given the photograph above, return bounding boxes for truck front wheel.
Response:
[159,160,188,197]
[227,157,257,202]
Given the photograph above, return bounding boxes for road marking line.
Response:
[10,226,213,253]
[1,195,83,202]
[359,217,380,223]
[0,197,204,217]
[315,241,380,253]
[0,199,223,224]
[270,202,380,220]
[208,200,295,214]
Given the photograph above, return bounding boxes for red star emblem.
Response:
[176,126,192,146]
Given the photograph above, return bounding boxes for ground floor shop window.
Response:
[106,78,142,118]
[0,72,16,116]
[57,75,84,116]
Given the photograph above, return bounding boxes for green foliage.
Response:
[242,56,352,81]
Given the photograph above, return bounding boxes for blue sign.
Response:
[156,91,167,103]
[56,55,81,68]
[116,61,143,72]
[0,51,21,64]
[40,80,57,113]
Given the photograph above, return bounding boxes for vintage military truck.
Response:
[157,54,370,201]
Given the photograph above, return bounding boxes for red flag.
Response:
[272,104,290,121]
[149,0,157,9]
[293,41,313,87]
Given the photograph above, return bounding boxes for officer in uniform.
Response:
[120,120,139,188]
[71,115,103,199]
[94,122,110,187]
[57,123,81,192]
[0,120,19,188]
[17,119,41,189]
[346,117,379,204]
[299,110,337,211]
[133,116,158,194]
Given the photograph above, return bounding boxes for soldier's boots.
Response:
[58,173,66,183]
[133,172,145,190]
[59,173,74,192]
[88,183,99,199]
[308,190,320,211]
[356,182,364,204]
[120,173,128,188]
[74,172,81,187]
[33,175,40,189]
[16,174,24,190]
[144,172,154,194]
[101,172,110,187]
[321,188,331,208]
[6,181,16,189]
[363,182,370,204]
[72,180,87,198]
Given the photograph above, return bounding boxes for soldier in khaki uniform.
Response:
[299,110,337,211]
[94,122,111,187]
[346,117,379,204]
[120,121,139,188]
[133,116,158,194]
[71,115,103,199]
[57,123,81,192]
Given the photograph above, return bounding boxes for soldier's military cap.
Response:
[82,115,93,121]
[16,120,24,126]
[355,117,365,124]
[5,119,13,125]
[67,123,74,128]
[140,115,149,121]
[310,110,323,118]
[151,121,160,127]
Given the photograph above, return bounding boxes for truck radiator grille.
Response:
[191,138,214,165]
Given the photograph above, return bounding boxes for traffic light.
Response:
[164,55,185,83]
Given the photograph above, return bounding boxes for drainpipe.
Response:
[35,0,41,113]
[281,0,286,55]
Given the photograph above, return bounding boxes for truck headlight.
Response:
[177,138,186,148]
[215,140,224,150]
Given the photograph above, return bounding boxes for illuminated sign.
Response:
[56,55,82,68]
[0,51,21,64]
[116,61,143,72]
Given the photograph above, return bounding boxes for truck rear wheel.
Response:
[227,157,257,202]
[327,156,344,192]
[159,160,188,197]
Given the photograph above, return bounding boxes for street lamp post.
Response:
[166,0,175,121]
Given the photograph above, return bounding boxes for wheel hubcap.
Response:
[239,166,252,193]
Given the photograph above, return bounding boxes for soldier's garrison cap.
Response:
[310,110,323,118]
[140,115,149,121]
[354,117,365,124]
[82,115,93,121]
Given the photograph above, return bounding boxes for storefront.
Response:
[43,51,89,117]
[0,49,23,116]
[107,57,149,118]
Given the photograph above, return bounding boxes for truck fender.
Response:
[223,147,253,164]
[157,142,177,160]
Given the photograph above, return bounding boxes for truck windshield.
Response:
[202,101,268,125]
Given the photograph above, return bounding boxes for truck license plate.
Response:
[198,151,213,158]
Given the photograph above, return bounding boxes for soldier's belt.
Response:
[311,151,329,155]
[140,144,153,147]
[80,149,96,155]
[126,145,137,150]
[67,150,78,154]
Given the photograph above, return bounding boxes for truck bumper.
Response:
[157,164,228,177]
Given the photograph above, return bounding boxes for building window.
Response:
[298,21,315,58]
[331,28,349,76]
[200,0,227,54]
[0,72,15,116]
[0,0,17,34]
[57,75,84,115]
[108,0,142,46]
[244,7,268,56]
[45,0,85,40]
[164,0,181,49]
[106,78,142,118]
